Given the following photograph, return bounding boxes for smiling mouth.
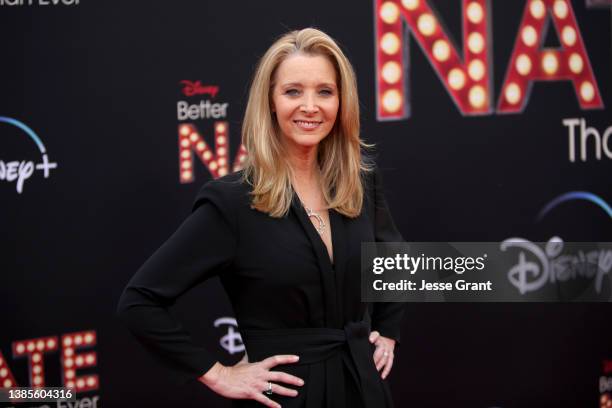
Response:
[294,120,322,130]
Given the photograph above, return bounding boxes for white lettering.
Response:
[372,257,384,274]
[501,237,612,296]
[177,100,229,121]
[455,280,492,291]
[564,117,612,163]
[0,159,55,193]
[177,101,188,120]
[16,161,34,193]
[0,0,78,5]
[214,317,244,355]
[374,279,413,291]
[580,118,601,161]
[79,397,91,408]
[600,376,612,393]
[562,118,580,162]
[58,396,100,408]
[419,280,452,291]
[604,126,612,159]
[409,256,421,274]
[6,161,18,181]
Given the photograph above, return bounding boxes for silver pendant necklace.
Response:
[304,206,326,235]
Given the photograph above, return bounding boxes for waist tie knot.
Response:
[241,320,390,408]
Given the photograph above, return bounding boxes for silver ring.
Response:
[383,351,389,356]
[264,381,273,395]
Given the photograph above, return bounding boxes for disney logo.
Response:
[500,237,612,297]
[0,117,58,194]
[180,81,219,98]
[214,317,244,355]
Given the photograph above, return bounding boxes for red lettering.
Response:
[375,0,492,119]
[373,0,604,119]
[61,331,99,392]
[178,122,247,183]
[0,349,19,388]
[498,0,603,113]
[12,335,58,388]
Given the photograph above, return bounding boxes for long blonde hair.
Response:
[241,27,371,218]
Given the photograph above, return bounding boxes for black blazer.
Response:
[117,167,406,407]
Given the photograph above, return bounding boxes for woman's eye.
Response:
[285,89,300,96]
[319,89,333,96]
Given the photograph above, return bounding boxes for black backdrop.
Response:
[1,0,611,407]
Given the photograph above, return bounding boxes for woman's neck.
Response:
[287,145,319,184]
[286,145,324,208]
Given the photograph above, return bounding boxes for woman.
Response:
[117,28,405,408]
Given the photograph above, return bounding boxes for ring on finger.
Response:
[383,351,389,357]
[264,381,273,395]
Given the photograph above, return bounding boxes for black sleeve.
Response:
[116,180,237,385]
[369,167,406,344]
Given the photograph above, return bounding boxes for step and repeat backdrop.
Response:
[1,0,611,407]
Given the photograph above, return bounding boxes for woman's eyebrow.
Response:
[280,82,303,88]
[319,83,337,89]
[280,82,337,88]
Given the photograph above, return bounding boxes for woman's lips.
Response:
[294,120,322,131]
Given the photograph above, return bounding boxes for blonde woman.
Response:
[117,28,405,408]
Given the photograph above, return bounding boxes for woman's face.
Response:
[271,53,340,152]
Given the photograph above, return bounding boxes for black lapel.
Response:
[329,210,347,325]
[290,194,341,327]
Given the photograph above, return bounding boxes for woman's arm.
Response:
[366,166,406,379]
[118,180,304,407]
[116,181,237,385]
[369,166,406,344]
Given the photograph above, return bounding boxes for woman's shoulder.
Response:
[361,162,394,214]
[204,169,251,193]
[364,161,393,189]
[361,161,382,194]
[192,170,252,213]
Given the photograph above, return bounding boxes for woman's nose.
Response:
[300,94,319,113]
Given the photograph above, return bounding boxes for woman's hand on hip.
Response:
[198,355,304,408]
[369,330,396,380]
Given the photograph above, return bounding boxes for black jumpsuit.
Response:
[117,167,405,407]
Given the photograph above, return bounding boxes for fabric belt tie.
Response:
[241,320,388,408]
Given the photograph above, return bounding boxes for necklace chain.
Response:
[293,179,326,235]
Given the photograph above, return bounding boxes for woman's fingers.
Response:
[373,343,385,368]
[252,392,281,408]
[204,356,304,403]
[370,332,396,378]
[374,346,388,371]
[256,355,304,401]
[381,352,394,380]
[268,370,305,387]
[261,354,300,369]
[262,381,299,397]
[371,331,386,370]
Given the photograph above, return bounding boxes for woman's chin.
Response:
[288,133,329,148]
